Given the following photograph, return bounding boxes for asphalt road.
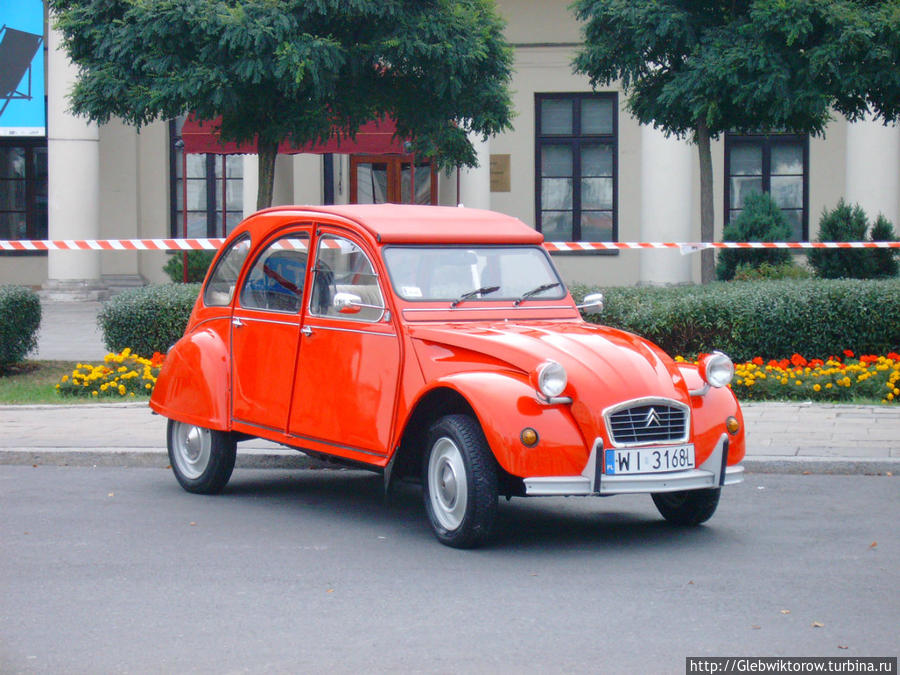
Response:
[1,466,897,674]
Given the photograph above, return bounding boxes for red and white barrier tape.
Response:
[1,238,900,253]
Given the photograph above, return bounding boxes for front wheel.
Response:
[423,415,498,548]
[652,488,721,525]
[167,419,236,494]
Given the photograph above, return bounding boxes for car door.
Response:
[288,229,401,461]
[231,229,311,433]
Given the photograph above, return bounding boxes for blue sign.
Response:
[0,0,46,137]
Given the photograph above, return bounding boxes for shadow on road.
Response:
[207,467,728,552]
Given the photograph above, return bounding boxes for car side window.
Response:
[309,234,385,322]
[203,235,251,307]
[239,234,310,313]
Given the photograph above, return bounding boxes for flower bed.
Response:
[678,351,900,404]
[56,349,164,399]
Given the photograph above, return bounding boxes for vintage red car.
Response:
[150,204,744,547]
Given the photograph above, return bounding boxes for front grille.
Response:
[605,401,689,446]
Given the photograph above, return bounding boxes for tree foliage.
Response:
[572,0,900,281]
[49,0,515,207]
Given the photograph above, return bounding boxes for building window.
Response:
[169,118,243,238]
[0,139,47,245]
[349,155,437,204]
[725,133,809,240]
[535,93,617,242]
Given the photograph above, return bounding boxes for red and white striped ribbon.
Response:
[0,238,225,252]
[2,238,900,253]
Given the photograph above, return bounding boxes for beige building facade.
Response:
[1,1,897,296]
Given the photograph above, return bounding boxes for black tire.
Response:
[167,419,236,494]
[422,414,498,548]
[652,488,721,525]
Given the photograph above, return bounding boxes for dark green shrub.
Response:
[574,279,900,361]
[869,215,899,279]
[807,200,875,279]
[98,284,201,356]
[732,261,810,281]
[716,193,794,281]
[163,251,216,283]
[0,286,41,367]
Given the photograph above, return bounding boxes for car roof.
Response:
[252,204,545,245]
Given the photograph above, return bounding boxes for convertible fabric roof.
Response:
[255,204,545,245]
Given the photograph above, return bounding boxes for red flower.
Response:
[791,353,808,367]
[150,352,166,367]
[752,356,764,366]
[888,352,900,361]
[843,349,855,358]
[809,359,824,368]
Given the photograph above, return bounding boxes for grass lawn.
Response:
[0,360,150,405]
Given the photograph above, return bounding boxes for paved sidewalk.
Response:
[13,299,899,475]
[0,401,896,474]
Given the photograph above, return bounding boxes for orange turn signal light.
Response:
[726,416,740,435]
[520,428,539,447]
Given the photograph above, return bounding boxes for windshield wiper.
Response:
[514,282,561,306]
[450,285,500,308]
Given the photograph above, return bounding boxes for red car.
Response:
[150,204,744,547]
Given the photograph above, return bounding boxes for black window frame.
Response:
[724,132,810,241]
[534,92,618,249]
[168,119,243,239]
[0,137,47,255]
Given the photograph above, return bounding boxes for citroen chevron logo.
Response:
[644,407,662,428]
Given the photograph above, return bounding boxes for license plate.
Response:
[604,444,695,475]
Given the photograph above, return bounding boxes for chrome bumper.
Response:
[523,434,743,497]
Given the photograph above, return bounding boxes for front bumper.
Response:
[523,433,743,496]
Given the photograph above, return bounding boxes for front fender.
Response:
[427,371,590,478]
[149,326,230,431]
[678,364,746,466]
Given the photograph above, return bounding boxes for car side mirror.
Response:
[333,292,363,314]
[576,292,604,315]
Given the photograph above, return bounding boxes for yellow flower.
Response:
[118,384,126,396]
[813,384,821,392]
[61,375,69,383]
[91,391,98,397]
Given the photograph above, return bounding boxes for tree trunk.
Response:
[257,139,278,210]
[696,121,716,284]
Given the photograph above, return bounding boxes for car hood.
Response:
[409,320,691,409]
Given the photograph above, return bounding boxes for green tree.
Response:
[572,0,900,282]
[49,0,514,209]
[807,199,874,279]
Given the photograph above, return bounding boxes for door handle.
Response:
[301,325,313,337]
[232,317,244,328]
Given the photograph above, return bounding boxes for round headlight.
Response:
[704,351,735,388]
[537,360,567,399]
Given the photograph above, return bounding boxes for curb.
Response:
[1,449,896,476]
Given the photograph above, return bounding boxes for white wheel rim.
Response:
[172,421,211,480]
[428,437,468,531]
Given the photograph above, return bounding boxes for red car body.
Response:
[151,204,744,547]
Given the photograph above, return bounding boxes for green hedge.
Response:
[0,286,41,367]
[572,279,900,361]
[98,284,201,356]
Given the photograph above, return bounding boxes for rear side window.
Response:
[203,235,251,306]
[239,234,310,313]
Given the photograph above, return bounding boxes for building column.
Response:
[44,26,105,300]
[457,134,491,209]
[639,125,693,285]
[845,115,900,228]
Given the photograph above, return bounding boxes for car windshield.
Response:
[383,246,566,303]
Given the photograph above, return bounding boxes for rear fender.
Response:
[149,326,230,430]
[415,371,590,478]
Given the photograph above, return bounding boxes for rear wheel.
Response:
[167,419,236,494]
[423,414,498,548]
[652,488,721,525]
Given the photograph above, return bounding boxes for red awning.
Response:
[180,115,408,155]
